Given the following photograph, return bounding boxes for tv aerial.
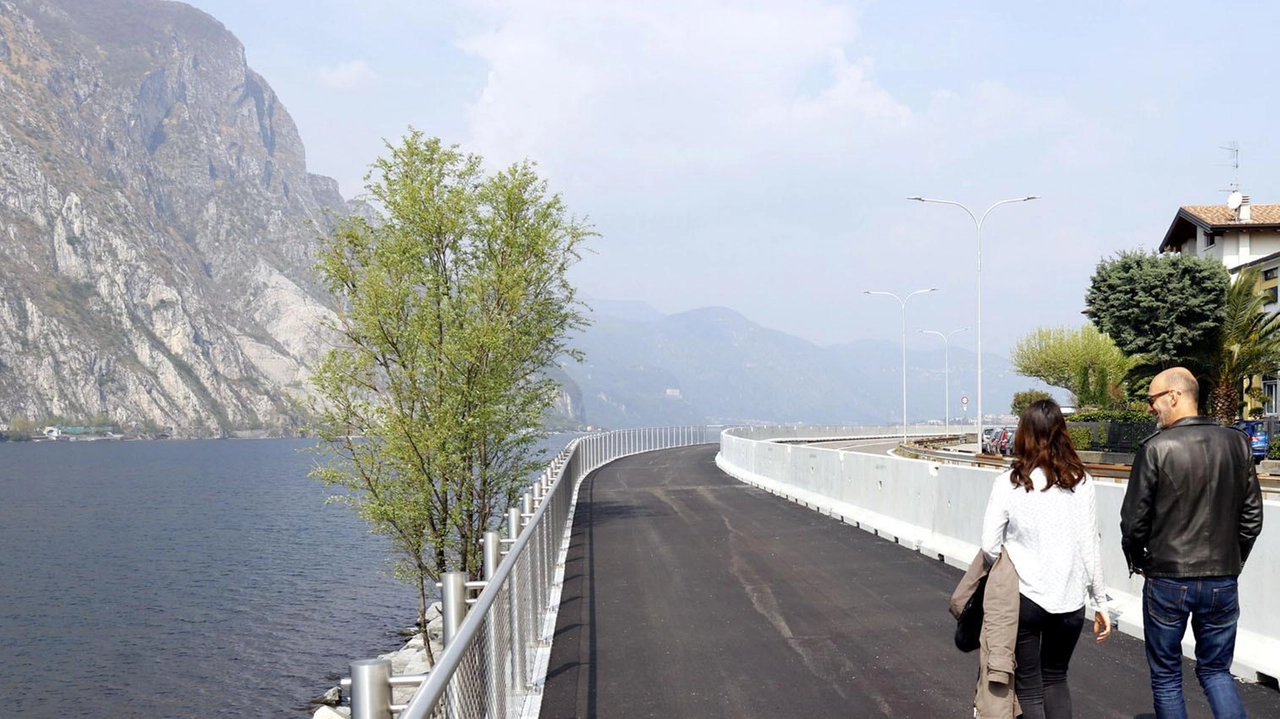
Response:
[1220,141,1240,194]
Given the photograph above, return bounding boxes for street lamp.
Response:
[906,195,1039,444]
[919,327,969,436]
[863,287,938,442]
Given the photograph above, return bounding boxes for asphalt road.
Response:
[540,444,1280,719]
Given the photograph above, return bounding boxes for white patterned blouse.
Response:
[981,467,1109,615]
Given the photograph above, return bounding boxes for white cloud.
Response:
[456,1,909,177]
[317,59,382,90]
[453,0,1117,197]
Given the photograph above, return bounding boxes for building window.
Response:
[1265,267,1278,281]
[1265,379,1279,416]
[1267,287,1279,306]
[1205,233,1217,248]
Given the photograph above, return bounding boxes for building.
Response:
[1161,193,1280,412]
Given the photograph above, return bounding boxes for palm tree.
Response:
[1210,267,1280,422]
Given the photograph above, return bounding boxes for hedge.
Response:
[1069,409,1152,423]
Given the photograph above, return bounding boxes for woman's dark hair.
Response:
[1010,398,1086,492]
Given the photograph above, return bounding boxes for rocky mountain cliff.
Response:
[0,0,348,436]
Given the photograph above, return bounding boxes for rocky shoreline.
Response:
[310,604,445,718]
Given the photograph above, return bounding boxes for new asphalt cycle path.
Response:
[540,444,1280,719]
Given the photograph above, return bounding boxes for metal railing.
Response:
[346,425,717,719]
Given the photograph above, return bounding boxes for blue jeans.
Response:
[1143,576,1246,719]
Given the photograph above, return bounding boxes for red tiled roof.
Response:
[1180,204,1280,226]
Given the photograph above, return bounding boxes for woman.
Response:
[981,399,1113,719]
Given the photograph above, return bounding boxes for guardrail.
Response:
[716,425,1280,685]
[899,440,1280,499]
[344,425,717,719]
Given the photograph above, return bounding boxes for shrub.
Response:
[1070,409,1152,423]
[1268,436,1280,461]
[1067,425,1093,451]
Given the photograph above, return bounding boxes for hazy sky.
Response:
[182,0,1280,357]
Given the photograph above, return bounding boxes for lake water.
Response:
[0,436,573,718]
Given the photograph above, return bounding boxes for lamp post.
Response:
[906,195,1039,444]
[863,287,938,442]
[919,327,969,436]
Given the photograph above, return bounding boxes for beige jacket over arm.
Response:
[950,549,1021,719]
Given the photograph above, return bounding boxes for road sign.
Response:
[960,395,969,406]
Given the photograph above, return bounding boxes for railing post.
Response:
[441,571,468,719]
[442,572,468,648]
[530,516,545,629]
[484,531,501,582]
[506,505,526,696]
[482,531,502,719]
[349,658,393,719]
[542,510,554,610]
[508,507,521,541]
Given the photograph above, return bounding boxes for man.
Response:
[1121,367,1264,719]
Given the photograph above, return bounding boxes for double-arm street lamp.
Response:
[906,196,1039,443]
[863,287,937,442]
[919,327,969,436]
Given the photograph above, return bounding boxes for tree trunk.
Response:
[418,573,435,664]
[1210,379,1239,424]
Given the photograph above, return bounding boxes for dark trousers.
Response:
[1014,594,1085,719]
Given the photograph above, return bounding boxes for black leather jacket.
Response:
[1121,416,1264,578]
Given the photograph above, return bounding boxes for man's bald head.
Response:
[1153,367,1199,397]
[1149,367,1199,427]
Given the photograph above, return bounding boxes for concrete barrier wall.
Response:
[716,426,1280,684]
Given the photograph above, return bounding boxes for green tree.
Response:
[7,415,38,437]
[309,130,593,648]
[1011,389,1053,416]
[1009,324,1134,408]
[1084,250,1229,389]
[1208,267,1280,422]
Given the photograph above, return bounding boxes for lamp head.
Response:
[906,196,924,201]
[1025,195,1041,201]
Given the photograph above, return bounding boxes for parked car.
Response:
[984,428,1009,455]
[1234,419,1269,462]
[981,428,999,454]
[999,428,1017,456]
[984,427,1013,457]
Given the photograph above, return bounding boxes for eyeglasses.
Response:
[1146,389,1178,406]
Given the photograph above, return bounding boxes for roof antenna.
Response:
[1220,141,1240,193]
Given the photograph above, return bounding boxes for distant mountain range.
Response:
[559,299,1047,429]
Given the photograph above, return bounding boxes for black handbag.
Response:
[954,574,986,652]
